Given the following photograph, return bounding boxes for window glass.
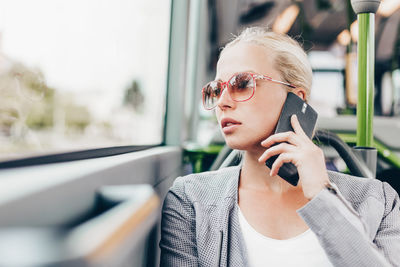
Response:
[0,0,171,160]
[308,51,346,117]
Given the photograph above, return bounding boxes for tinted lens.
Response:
[202,81,221,109]
[228,73,254,101]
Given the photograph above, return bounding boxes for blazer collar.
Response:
[224,165,242,202]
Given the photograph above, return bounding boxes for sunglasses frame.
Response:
[202,72,296,110]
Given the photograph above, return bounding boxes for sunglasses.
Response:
[202,72,296,110]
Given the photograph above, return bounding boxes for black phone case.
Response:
[265,92,318,186]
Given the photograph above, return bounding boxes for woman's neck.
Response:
[240,150,298,194]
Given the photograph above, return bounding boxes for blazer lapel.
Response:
[218,166,249,267]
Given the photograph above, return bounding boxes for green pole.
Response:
[356,13,375,147]
[351,0,380,177]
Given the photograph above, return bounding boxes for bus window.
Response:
[0,0,171,161]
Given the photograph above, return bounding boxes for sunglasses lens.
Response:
[202,81,221,109]
[228,73,255,101]
[202,73,256,109]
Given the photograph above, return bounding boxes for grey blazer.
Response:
[159,166,400,266]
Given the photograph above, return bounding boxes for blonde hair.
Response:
[221,27,313,101]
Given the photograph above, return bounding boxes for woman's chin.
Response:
[224,135,267,152]
[225,139,254,151]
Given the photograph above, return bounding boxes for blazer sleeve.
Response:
[297,181,400,267]
[159,177,199,267]
[374,182,400,265]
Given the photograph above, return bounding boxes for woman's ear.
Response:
[292,88,306,101]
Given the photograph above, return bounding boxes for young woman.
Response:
[159,27,400,267]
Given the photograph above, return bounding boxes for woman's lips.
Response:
[222,123,241,134]
[221,118,242,134]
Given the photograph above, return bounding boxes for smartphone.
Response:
[265,92,318,186]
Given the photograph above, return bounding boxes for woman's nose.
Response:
[217,85,234,109]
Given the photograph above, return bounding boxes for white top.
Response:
[238,206,334,267]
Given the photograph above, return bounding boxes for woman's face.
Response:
[215,42,291,153]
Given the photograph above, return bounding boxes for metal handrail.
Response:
[214,130,373,178]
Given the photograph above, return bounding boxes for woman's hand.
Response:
[258,114,329,200]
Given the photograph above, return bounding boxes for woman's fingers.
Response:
[261,115,309,148]
[269,153,295,176]
[290,114,307,137]
[258,142,294,163]
[261,131,299,148]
